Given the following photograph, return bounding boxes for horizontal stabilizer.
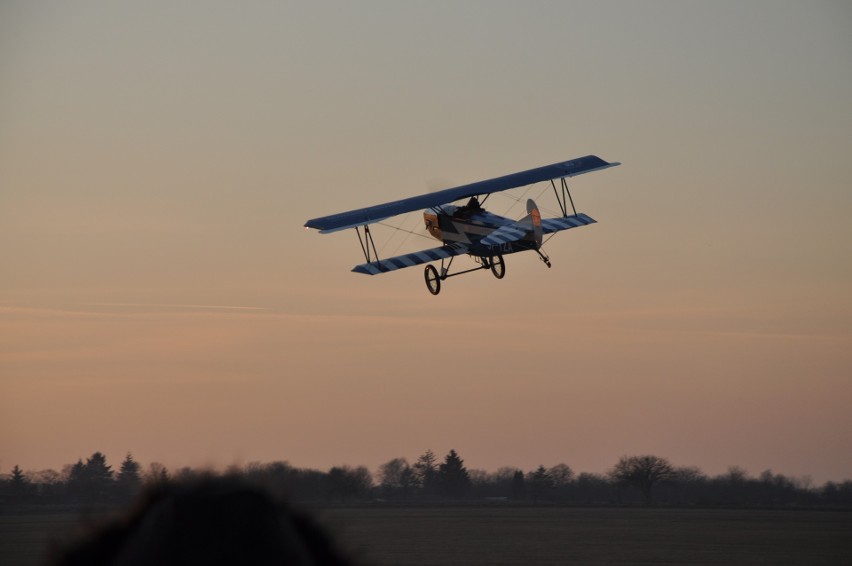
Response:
[479,223,530,247]
[353,243,469,275]
[541,213,596,234]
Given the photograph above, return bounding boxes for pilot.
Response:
[454,196,482,219]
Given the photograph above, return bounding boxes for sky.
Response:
[1,1,851,484]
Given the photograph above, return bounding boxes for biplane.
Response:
[304,154,620,295]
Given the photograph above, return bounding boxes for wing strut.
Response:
[356,225,381,268]
[550,177,577,217]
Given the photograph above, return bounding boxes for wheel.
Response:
[489,255,505,279]
[424,264,441,295]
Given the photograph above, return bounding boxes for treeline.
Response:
[2,450,852,508]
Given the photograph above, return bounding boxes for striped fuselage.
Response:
[423,206,537,257]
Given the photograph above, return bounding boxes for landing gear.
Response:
[424,254,507,295]
[424,264,441,295]
[488,255,505,279]
[535,249,551,268]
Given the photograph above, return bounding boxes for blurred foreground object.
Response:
[54,477,353,566]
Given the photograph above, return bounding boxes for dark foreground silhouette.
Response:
[53,477,353,566]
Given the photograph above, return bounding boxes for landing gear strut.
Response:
[423,254,507,295]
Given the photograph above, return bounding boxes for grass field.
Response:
[2,506,851,565]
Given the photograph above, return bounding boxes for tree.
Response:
[666,466,708,505]
[145,462,169,485]
[674,465,705,483]
[528,465,554,503]
[30,469,62,485]
[478,467,521,499]
[547,463,574,502]
[351,466,374,496]
[413,449,439,497]
[84,452,115,501]
[576,472,613,504]
[116,453,142,499]
[9,465,28,502]
[64,454,114,501]
[378,457,407,490]
[609,455,675,504]
[511,470,526,500]
[377,458,417,500]
[27,469,62,502]
[117,453,141,484]
[724,466,748,485]
[85,452,114,483]
[65,459,86,482]
[547,463,574,487]
[327,466,372,502]
[10,465,27,487]
[438,449,470,499]
[63,459,87,501]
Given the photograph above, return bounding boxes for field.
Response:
[2,506,851,565]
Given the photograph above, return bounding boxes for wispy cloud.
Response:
[83,302,267,311]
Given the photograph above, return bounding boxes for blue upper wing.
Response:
[305,155,619,233]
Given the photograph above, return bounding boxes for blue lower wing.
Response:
[352,243,470,275]
[541,213,596,234]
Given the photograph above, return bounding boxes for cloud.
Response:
[83,302,268,311]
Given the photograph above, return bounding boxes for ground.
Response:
[2,506,851,565]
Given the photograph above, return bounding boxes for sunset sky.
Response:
[2,1,851,483]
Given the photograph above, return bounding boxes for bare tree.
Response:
[29,469,62,485]
[547,463,574,487]
[377,458,407,488]
[145,462,169,485]
[377,458,417,500]
[609,455,675,504]
[725,466,749,485]
[673,466,705,483]
[327,466,372,502]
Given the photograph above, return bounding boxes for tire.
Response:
[489,255,505,279]
[424,264,441,295]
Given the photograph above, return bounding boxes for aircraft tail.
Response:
[480,199,543,249]
[521,198,543,249]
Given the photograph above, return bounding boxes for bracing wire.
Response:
[371,180,571,258]
[498,185,533,217]
[493,184,562,219]
[376,215,434,257]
